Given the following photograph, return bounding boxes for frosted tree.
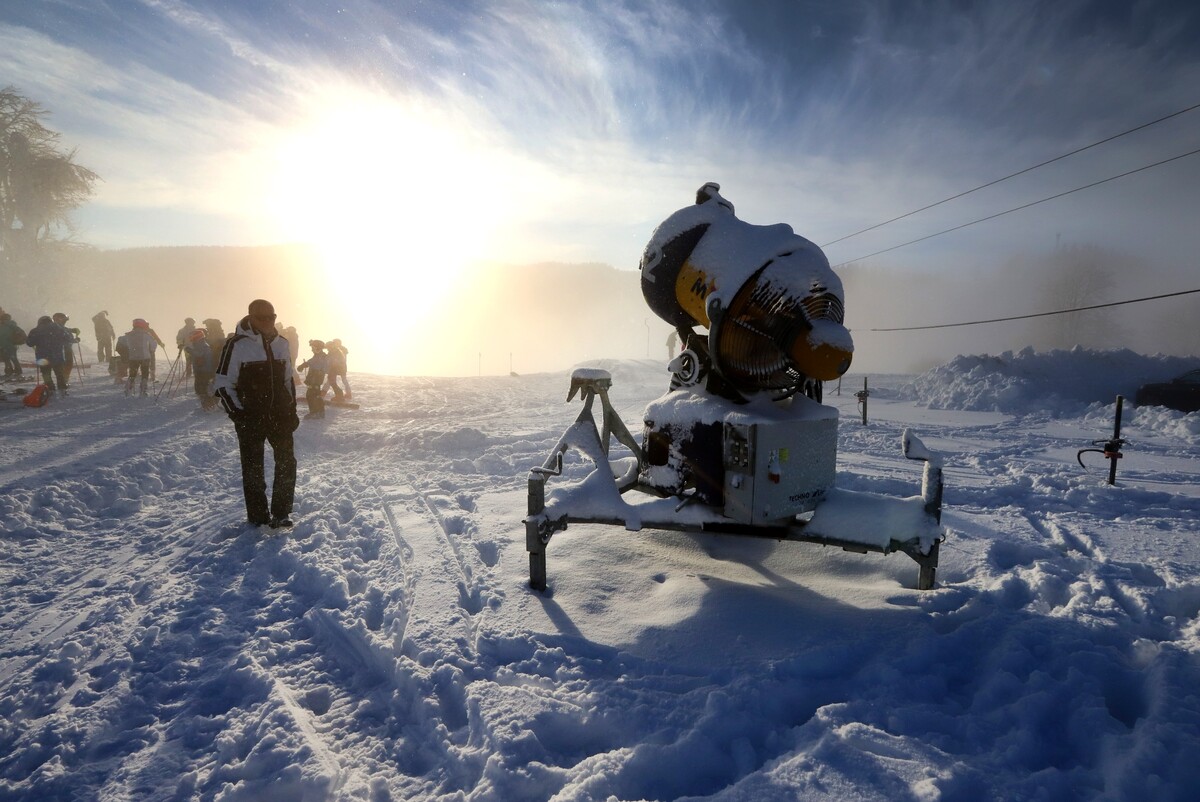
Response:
[0,86,99,292]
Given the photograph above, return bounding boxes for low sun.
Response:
[263,88,529,374]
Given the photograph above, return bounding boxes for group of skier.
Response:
[2,306,349,413]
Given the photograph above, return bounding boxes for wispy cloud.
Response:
[1,0,1197,272]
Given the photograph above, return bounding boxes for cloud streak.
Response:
[0,0,1196,271]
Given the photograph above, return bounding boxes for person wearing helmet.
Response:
[123,318,158,397]
[213,299,300,529]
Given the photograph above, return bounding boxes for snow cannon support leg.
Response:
[903,429,945,591]
[527,472,549,591]
[523,369,643,592]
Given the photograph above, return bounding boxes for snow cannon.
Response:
[524,184,944,594]
[640,182,853,397]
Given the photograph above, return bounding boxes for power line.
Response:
[869,287,1200,332]
[833,145,1200,268]
[822,100,1200,248]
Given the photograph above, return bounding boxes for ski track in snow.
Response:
[1,360,1199,800]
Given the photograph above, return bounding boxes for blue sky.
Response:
[3,1,1198,305]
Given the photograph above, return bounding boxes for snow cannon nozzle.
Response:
[640,184,853,399]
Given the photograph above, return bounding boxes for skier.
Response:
[322,338,351,402]
[114,333,130,382]
[203,318,227,360]
[297,339,328,419]
[214,299,300,529]
[176,317,197,379]
[122,319,158,396]
[52,313,80,388]
[92,310,115,368]
[26,315,72,396]
[182,329,215,410]
[0,312,25,379]
[277,323,300,371]
[145,323,167,380]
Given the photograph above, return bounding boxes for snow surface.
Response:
[2,349,1199,801]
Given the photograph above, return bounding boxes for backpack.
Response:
[23,384,50,407]
[11,325,25,345]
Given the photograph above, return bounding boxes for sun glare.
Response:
[263,87,534,374]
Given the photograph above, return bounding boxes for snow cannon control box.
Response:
[640,387,838,524]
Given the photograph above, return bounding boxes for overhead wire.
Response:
[821,100,1200,248]
[869,288,1200,332]
[832,145,1200,268]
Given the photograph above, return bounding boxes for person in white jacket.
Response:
[213,299,300,528]
[120,319,158,397]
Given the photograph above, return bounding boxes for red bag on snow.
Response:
[23,384,50,407]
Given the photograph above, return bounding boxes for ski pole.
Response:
[74,341,87,386]
[154,350,181,401]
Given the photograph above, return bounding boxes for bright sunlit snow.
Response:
[1,347,1198,801]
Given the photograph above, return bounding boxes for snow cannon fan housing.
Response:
[640,183,853,397]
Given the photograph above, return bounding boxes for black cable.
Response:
[822,100,1200,248]
[869,288,1200,332]
[833,145,1200,268]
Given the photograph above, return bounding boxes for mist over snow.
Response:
[2,345,1199,801]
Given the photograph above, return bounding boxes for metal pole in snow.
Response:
[1108,395,1124,485]
[854,377,869,425]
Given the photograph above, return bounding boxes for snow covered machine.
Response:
[524,184,945,591]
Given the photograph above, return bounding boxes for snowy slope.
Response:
[1,351,1198,801]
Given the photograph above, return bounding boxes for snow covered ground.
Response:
[1,349,1198,801]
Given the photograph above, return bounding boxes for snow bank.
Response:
[901,347,1200,417]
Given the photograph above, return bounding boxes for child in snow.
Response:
[298,340,328,419]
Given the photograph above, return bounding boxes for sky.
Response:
[2,0,1199,372]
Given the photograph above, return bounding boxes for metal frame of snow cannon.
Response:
[524,369,945,593]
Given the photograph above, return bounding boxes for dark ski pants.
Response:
[234,419,296,523]
[1,347,20,376]
[194,370,214,396]
[39,363,68,393]
[126,359,151,394]
[305,384,325,417]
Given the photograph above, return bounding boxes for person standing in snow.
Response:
[176,317,197,379]
[26,315,71,396]
[93,311,116,373]
[186,328,217,410]
[145,323,167,380]
[203,318,227,360]
[321,338,351,401]
[52,313,79,388]
[297,339,328,419]
[277,322,300,371]
[0,312,25,379]
[214,299,300,529]
[122,318,158,397]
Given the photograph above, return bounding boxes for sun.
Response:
[262,86,540,374]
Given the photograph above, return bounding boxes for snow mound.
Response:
[901,347,1200,416]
